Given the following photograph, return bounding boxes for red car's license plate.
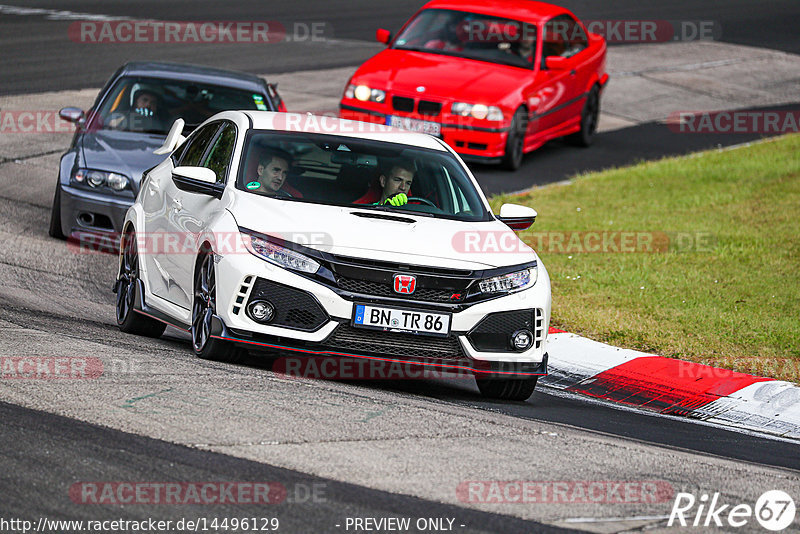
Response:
[386,115,441,136]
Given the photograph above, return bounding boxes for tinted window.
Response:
[91,76,270,134]
[394,9,537,69]
[543,15,587,58]
[202,122,236,184]
[236,131,491,222]
[179,123,221,167]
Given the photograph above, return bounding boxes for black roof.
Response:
[119,61,268,93]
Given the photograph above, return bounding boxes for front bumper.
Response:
[60,183,133,236]
[207,249,551,377]
[340,105,510,161]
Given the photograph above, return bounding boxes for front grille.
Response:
[247,278,328,331]
[392,96,415,112]
[467,309,544,352]
[330,254,473,277]
[334,275,460,303]
[417,100,442,116]
[325,323,466,361]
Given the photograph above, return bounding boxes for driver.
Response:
[133,89,160,116]
[376,161,415,206]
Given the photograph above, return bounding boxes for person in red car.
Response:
[354,160,415,205]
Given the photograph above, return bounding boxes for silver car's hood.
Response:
[80,130,166,191]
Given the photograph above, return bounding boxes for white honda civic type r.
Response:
[115,111,551,400]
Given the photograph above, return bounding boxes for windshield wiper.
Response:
[364,205,435,217]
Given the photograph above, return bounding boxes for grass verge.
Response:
[491,134,800,382]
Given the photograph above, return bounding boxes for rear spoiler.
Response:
[154,118,186,155]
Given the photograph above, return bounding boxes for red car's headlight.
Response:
[345,84,386,103]
[451,102,504,121]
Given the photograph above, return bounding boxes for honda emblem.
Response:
[393,274,416,294]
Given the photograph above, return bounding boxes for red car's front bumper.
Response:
[339,104,510,164]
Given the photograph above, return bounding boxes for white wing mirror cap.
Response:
[173,166,216,184]
[154,118,186,155]
[499,203,537,219]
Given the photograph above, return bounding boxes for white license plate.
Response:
[353,304,451,336]
[387,115,441,136]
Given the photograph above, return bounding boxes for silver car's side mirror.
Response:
[59,107,85,123]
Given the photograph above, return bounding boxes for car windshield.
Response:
[91,76,268,135]
[393,8,537,69]
[236,131,491,222]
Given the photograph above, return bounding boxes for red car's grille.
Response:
[391,96,443,117]
[417,100,442,116]
[392,96,415,112]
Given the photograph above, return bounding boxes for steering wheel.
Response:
[406,196,436,207]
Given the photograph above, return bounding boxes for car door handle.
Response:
[171,198,183,211]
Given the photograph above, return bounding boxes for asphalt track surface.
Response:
[1,1,799,531]
[0,401,568,533]
[1,0,798,95]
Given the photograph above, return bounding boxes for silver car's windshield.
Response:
[236,130,492,222]
[393,9,537,69]
[92,76,269,134]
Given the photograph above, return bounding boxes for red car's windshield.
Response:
[393,8,537,69]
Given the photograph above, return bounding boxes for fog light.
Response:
[247,300,274,323]
[511,329,533,351]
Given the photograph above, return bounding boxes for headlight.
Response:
[451,102,504,121]
[72,168,130,191]
[478,266,537,294]
[345,84,386,103]
[244,234,320,274]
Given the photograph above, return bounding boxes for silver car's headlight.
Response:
[243,234,320,274]
[451,102,504,121]
[72,168,130,191]
[478,266,537,294]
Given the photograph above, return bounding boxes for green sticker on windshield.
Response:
[246,181,261,190]
[253,94,267,111]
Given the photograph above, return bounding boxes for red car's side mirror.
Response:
[544,56,569,70]
[376,28,392,44]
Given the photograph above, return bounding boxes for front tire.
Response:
[568,86,600,147]
[476,377,538,401]
[192,250,241,363]
[116,230,167,337]
[501,107,528,171]
[48,183,66,239]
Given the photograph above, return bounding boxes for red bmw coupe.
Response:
[340,0,608,170]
